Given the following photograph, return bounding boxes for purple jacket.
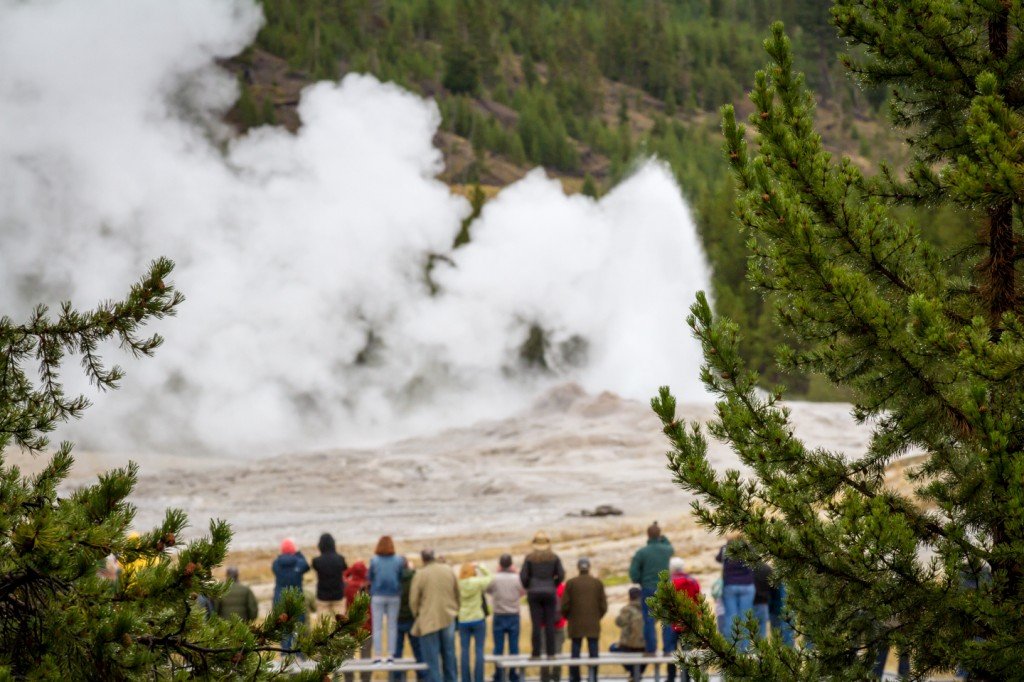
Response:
[716,542,754,586]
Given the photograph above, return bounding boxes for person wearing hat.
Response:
[487,554,527,682]
[272,538,310,651]
[520,532,566,660]
[561,557,607,682]
[215,566,259,622]
[628,522,673,655]
[611,587,647,681]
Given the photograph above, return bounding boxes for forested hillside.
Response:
[224,0,969,397]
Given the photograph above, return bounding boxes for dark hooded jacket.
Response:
[312,533,348,602]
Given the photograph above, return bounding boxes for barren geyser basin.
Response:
[0,0,874,552]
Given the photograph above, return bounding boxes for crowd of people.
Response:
[254,523,801,682]
[100,524,961,679]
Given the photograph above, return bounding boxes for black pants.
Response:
[569,637,598,682]
[528,592,557,657]
[609,644,645,681]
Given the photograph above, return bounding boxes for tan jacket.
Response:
[561,573,607,639]
[410,562,459,636]
[615,601,644,649]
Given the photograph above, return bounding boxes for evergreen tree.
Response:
[0,258,367,678]
[442,34,480,95]
[455,183,486,247]
[651,4,1024,680]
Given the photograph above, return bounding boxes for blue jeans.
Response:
[722,584,756,651]
[492,614,521,682]
[754,603,769,639]
[420,623,457,682]
[640,587,662,653]
[393,620,425,682]
[459,619,486,682]
[768,584,795,647]
[661,628,689,682]
[372,595,401,658]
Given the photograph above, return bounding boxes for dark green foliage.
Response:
[0,259,366,678]
[455,183,485,247]
[651,5,1024,679]
[442,34,480,94]
[235,81,262,129]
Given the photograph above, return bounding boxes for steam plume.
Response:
[0,0,712,455]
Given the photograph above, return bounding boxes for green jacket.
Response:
[458,566,493,623]
[216,582,259,622]
[399,567,416,622]
[629,536,673,590]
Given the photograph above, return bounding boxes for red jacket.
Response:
[555,582,566,629]
[345,561,371,632]
[670,573,700,632]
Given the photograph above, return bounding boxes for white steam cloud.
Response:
[0,0,712,456]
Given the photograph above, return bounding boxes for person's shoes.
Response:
[372,659,383,665]
[642,652,658,658]
[385,659,394,664]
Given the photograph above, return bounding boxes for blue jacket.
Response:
[272,552,310,604]
[369,554,405,596]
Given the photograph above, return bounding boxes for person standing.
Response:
[457,562,493,682]
[521,531,566,660]
[272,538,310,651]
[610,587,646,682]
[216,566,259,622]
[344,561,372,682]
[752,562,772,640]
[539,582,567,682]
[411,549,459,682]
[313,533,348,616]
[488,554,526,682]
[715,537,755,652]
[371,536,405,663]
[393,556,426,682]
[628,522,673,656]
[664,557,700,682]
[767,582,795,648]
[561,558,606,682]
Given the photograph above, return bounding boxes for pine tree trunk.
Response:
[982,201,1015,326]
[984,10,1021,673]
[985,2,1014,325]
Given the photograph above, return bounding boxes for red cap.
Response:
[280,538,297,555]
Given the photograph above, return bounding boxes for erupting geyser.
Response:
[0,0,712,456]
